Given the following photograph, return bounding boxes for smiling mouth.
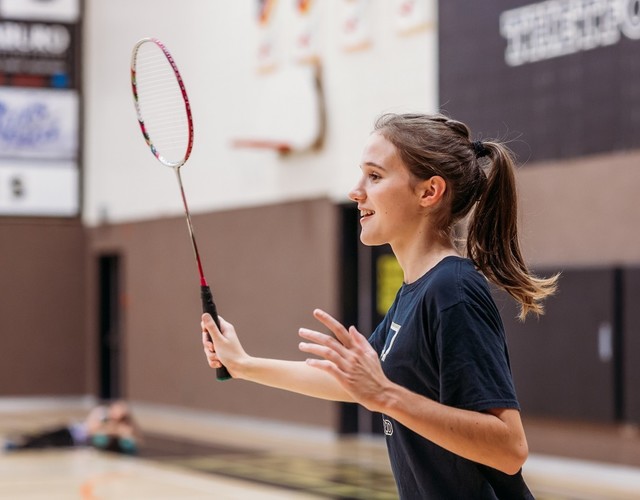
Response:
[360,209,375,219]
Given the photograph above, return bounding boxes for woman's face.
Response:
[349,132,425,247]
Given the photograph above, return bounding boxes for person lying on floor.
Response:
[3,400,141,454]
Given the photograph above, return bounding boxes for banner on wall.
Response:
[0,0,79,23]
[394,0,434,35]
[0,19,79,88]
[0,160,78,216]
[0,1,81,217]
[292,0,321,64]
[0,87,78,160]
[256,0,280,72]
[340,0,372,52]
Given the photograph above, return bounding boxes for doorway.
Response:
[98,254,122,400]
[338,203,403,436]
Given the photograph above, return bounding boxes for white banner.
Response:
[340,0,372,52]
[292,0,321,64]
[0,161,78,216]
[0,88,78,160]
[0,0,79,23]
[395,0,434,35]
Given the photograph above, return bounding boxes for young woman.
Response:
[201,113,557,499]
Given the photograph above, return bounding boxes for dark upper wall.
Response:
[438,0,640,163]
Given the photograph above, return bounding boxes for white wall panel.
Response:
[83,0,438,226]
[0,161,78,216]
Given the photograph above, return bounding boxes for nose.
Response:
[349,180,365,202]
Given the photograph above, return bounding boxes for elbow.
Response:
[501,440,529,475]
[485,409,529,475]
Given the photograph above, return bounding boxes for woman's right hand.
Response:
[201,313,249,378]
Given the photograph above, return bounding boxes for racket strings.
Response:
[133,42,192,166]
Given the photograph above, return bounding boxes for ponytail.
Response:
[373,112,558,320]
[466,141,558,320]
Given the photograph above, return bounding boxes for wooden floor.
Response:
[2,399,640,499]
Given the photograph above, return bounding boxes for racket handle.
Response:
[201,285,232,381]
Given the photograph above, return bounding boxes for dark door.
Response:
[338,203,404,435]
[497,268,620,422]
[98,255,122,400]
[623,268,640,423]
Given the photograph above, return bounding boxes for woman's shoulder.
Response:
[425,255,482,286]
[420,256,491,310]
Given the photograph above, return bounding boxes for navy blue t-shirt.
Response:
[369,256,534,499]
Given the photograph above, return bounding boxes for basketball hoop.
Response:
[230,139,293,155]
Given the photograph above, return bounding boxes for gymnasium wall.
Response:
[518,151,640,267]
[0,1,85,398]
[85,198,341,426]
[15,0,638,430]
[438,0,640,269]
[438,0,640,424]
[82,0,437,226]
[77,0,438,427]
[0,218,86,395]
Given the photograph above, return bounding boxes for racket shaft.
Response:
[201,285,232,381]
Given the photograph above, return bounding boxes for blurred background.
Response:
[1,0,640,497]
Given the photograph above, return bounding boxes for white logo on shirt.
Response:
[383,417,394,436]
[380,322,401,362]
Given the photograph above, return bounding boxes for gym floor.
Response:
[2,401,640,499]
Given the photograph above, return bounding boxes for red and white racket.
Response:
[131,37,230,381]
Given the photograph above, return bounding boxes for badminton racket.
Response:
[130,37,230,381]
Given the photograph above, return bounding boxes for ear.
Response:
[417,176,447,208]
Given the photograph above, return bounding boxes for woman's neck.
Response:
[392,235,459,284]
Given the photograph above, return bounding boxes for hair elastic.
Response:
[472,140,490,158]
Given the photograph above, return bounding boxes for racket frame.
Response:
[130,37,194,169]
[130,37,230,381]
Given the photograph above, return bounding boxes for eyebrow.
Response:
[360,161,386,170]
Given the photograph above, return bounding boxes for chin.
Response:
[359,232,386,247]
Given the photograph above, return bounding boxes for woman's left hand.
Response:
[298,309,391,413]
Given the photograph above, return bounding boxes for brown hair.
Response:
[374,112,558,320]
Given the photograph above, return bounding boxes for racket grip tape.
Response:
[201,285,232,381]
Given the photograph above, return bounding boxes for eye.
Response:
[368,172,381,181]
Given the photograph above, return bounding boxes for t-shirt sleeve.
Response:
[435,301,520,412]
[368,312,391,356]
[368,292,401,356]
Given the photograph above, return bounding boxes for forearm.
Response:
[378,383,528,474]
[236,357,355,403]
[202,314,353,402]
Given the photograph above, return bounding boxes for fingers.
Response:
[300,310,372,369]
[201,317,216,351]
[201,314,223,369]
[347,325,370,348]
[202,313,230,345]
[312,308,352,347]
[299,334,346,367]
[310,309,368,349]
[304,357,344,378]
[299,325,352,363]
[202,328,212,348]
[299,318,355,373]
[201,328,221,367]
[202,313,220,335]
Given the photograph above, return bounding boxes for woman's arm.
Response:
[299,309,528,475]
[202,314,355,403]
[375,385,528,474]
